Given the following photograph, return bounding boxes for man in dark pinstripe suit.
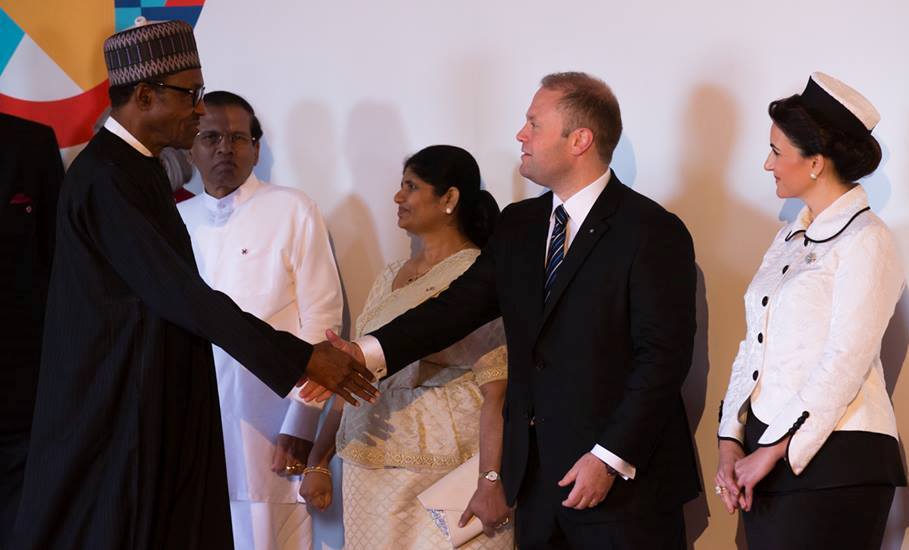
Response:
[11,20,375,550]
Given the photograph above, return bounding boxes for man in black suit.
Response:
[0,113,64,548]
[0,113,63,548]
[314,71,700,548]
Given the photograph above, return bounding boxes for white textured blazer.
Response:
[718,186,904,475]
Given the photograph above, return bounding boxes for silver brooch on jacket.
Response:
[805,252,816,264]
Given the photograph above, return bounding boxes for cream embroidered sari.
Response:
[338,248,512,549]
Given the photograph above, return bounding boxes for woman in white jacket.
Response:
[715,72,906,549]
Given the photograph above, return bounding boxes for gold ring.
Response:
[285,463,304,475]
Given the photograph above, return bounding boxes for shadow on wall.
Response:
[681,265,710,548]
[339,101,412,322]
[882,290,909,549]
[611,132,637,188]
[665,82,779,549]
[283,100,341,211]
[280,99,345,550]
[253,135,274,183]
[282,100,352,337]
[864,129,904,550]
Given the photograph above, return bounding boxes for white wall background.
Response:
[191,1,909,547]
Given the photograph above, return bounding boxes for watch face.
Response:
[484,471,500,482]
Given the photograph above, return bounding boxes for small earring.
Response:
[809,173,817,180]
[445,207,453,214]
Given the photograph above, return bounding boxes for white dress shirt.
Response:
[178,174,343,502]
[718,186,904,475]
[360,169,636,480]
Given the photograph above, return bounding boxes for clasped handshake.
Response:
[295,330,376,406]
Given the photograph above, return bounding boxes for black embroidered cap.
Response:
[800,72,879,139]
[103,18,201,87]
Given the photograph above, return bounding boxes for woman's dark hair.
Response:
[403,145,500,247]
[768,94,882,181]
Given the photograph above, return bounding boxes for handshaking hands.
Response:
[297,330,375,406]
[298,330,376,406]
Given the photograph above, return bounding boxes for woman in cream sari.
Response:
[302,145,513,549]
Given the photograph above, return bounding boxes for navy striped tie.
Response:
[544,205,568,302]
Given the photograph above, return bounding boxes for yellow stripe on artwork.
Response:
[0,0,114,90]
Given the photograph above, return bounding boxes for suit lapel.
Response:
[518,193,553,326]
[538,173,625,327]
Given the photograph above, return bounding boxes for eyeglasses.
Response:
[195,130,257,148]
[145,81,205,106]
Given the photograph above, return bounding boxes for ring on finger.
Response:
[714,485,726,495]
[284,463,304,475]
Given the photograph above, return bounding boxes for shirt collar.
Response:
[104,117,153,157]
[551,168,611,225]
[202,172,261,223]
[787,185,871,243]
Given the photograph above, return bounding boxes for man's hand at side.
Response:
[558,452,617,509]
[271,434,313,476]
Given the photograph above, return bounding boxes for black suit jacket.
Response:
[0,114,63,434]
[372,172,701,519]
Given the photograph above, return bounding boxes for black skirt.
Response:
[743,485,894,550]
[742,406,904,549]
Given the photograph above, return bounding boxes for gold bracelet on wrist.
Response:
[303,466,332,478]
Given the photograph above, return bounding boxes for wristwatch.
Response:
[480,470,500,482]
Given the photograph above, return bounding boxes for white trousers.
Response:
[230,500,313,550]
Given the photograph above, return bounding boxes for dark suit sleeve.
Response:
[82,166,309,396]
[597,213,697,468]
[370,207,509,376]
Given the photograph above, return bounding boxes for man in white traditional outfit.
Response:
[179,91,343,550]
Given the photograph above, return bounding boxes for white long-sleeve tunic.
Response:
[718,185,904,476]
[179,174,342,502]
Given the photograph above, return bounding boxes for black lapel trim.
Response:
[784,206,870,244]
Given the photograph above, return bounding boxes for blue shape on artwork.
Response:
[115,0,141,7]
[0,9,24,75]
[142,7,203,27]
[140,0,168,7]
[116,7,144,31]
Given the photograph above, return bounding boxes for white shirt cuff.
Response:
[279,398,322,441]
[590,444,636,480]
[355,335,388,379]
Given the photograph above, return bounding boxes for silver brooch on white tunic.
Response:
[805,252,816,264]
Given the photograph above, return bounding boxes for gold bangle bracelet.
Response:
[303,466,332,478]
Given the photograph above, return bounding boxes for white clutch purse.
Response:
[416,454,484,548]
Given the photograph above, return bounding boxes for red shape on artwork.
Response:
[0,80,110,148]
